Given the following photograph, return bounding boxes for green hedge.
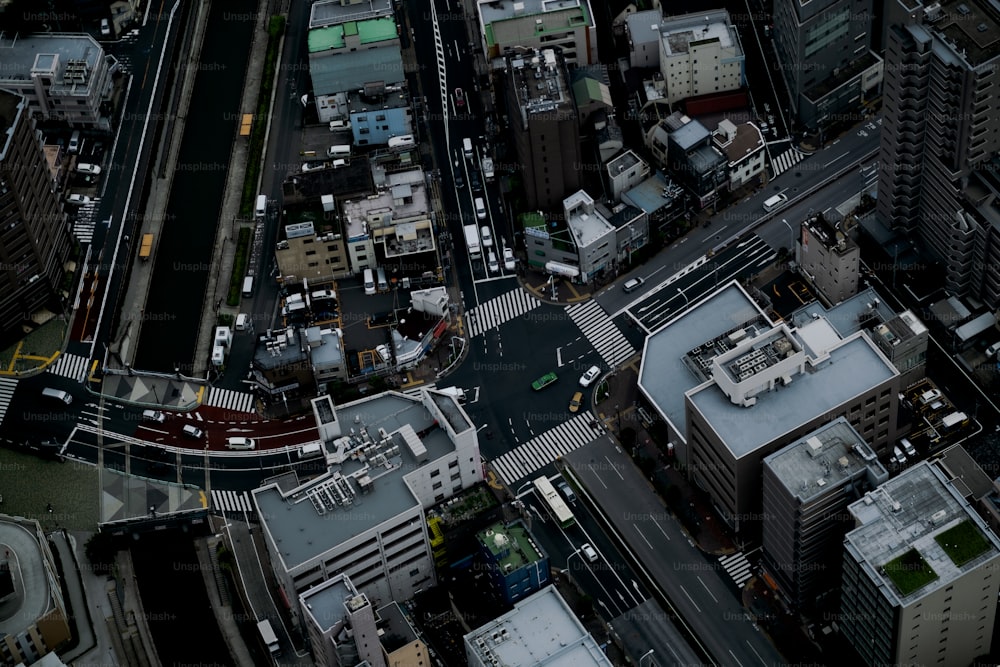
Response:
[240,15,286,218]
[226,227,253,306]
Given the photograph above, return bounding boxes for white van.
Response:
[580,543,598,563]
[255,194,267,218]
[363,268,376,295]
[901,438,916,457]
[68,130,81,154]
[762,193,788,212]
[42,387,73,405]
[329,119,350,132]
[376,268,389,292]
[242,276,254,298]
[463,137,473,159]
[182,424,205,439]
[142,409,166,423]
[474,197,486,220]
[225,437,255,450]
[235,313,250,331]
[388,134,415,148]
[327,145,351,158]
[986,341,1000,358]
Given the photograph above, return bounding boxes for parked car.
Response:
[569,391,583,413]
[454,88,465,107]
[487,251,500,274]
[302,162,326,172]
[503,246,515,271]
[66,194,93,205]
[100,18,111,37]
[579,365,601,387]
[76,163,101,175]
[623,277,645,293]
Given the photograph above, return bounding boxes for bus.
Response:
[533,476,576,528]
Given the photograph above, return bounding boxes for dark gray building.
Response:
[878,0,1000,308]
[772,0,883,131]
[504,47,581,212]
[762,418,888,611]
[0,90,73,343]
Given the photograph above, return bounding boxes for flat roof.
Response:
[479,0,589,26]
[565,194,614,248]
[622,172,684,214]
[309,47,405,94]
[309,0,394,29]
[464,586,612,666]
[639,281,769,441]
[689,333,897,458]
[670,118,711,151]
[254,393,459,570]
[477,521,545,571]
[300,574,357,632]
[763,418,886,503]
[845,462,1000,606]
[660,10,738,55]
[0,33,106,88]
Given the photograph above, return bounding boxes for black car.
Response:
[469,169,482,192]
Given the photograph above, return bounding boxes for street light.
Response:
[677,287,690,308]
[639,649,656,667]
[781,218,795,253]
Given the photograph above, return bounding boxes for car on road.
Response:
[580,543,598,563]
[182,424,204,439]
[579,365,601,387]
[76,163,101,175]
[141,409,166,423]
[487,251,500,274]
[225,437,255,450]
[454,88,465,107]
[986,341,1000,359]
[66,194,93,205]
[302,162,326,172]
[480,225,493,248]
[557,480,577,504]
[531,372,557,391]
[623,277,644,293]
[100,19,112,37]
[503,246,515,270]
[569,391,583,413]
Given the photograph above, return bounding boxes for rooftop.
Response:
[930,0,1000,68]
[464,586,612,666]
[254,392,468,570]
[0,90,22,158]
[763,418,887,503]
[844,462,1000,606]
[625,9,666,46]
[309,47,405,95]
[690,332,897,458]
[622,172,685,213]
[0,33,107,92]
[606,149,643,176]
[660,10,739,56]
[309,0,394,29]
[300,574,359,631]
[346,86,410,113]
[307,327,344,369]
[564,191,615,248]
[377,601,419,653]
[477,521,545,572]
[253,326,309,371]
[307,16,399,52]
[343,169,435,255]
[789,287,927,348]
[714,122,764,164]
[508,48,574,119]
[670,118,711,151]
[479,0,590,26]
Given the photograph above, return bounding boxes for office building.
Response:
[504,47,581,212]
[789,286,929,387]
[712,119,765,190]
[476,0,598,68]
[839,462,1000,666]
[655,10,745,107]
[275,220,351,285]
[0,90,73,344]
[771,0,883,131]
[475,520,550,604]
[0,33,117,130]
[254,391,483,625]
[794,212,860,306]
[638,281,900,534]
[464,586,613,667]
[878,0,1000,308]
[0,515,71,665]
[761,418,888,610]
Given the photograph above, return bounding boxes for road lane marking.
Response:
[634,524,653,549]
[679,585,702,613]
[698,575,718,602]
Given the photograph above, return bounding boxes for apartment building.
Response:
[795,212,860,306]
[712,119,765,191]
[656,10,745,107]
[475,520,550,604]
[476,0,598,68]
[275,221,351,285]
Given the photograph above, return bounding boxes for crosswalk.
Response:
[0,377,17,427]
[71,200,100,244]
[204,387,256,414]
[771,148,805,177]
[211,489,254,514]
[49,352,90,382]
[491,413,606,487]
[719,551,753,588]
[565,301,636,368]
[467,289,541,337]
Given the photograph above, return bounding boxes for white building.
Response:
[605,150,651,202]
[565,191,616,281]
[657,10,745,106]
[0,33,117,130]
[254,391,483,625]
[712,119,765,190]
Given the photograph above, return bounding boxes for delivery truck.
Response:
[464,224,482,260]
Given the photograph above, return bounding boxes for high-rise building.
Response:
[771,0,883,131]
[0,90,73,343]
[878,0,1000,307]
[504,47,581,212]
[839,461,1000,665]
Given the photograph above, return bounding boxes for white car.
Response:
[580,543,598,563]
[302,162,326,172]
[100,18,111,37]
[66,194,93,205]
[487,251,500,274]
[579,365,601,387]
[503,246,515,270]
[480,225,493,248]
[76,163,101,175]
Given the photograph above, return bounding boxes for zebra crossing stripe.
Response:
[565,301,637,368]
[491,414,604,487]
[719,553,753,586]
[212,490,253,513]
[206,387,255,414]
[50,353,90,382]
[0,377,17,427]
[771,148,804,176]
[468,289,541,337]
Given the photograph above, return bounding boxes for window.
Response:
[376,114,386,121]
[358,115,368,122]
[360,128,370,134]
[432,481,442,490]
[430,469,440,477]
[305,250,316,256]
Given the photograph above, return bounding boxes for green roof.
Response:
[935,520,991,567]
[478,522,544,572]
[883,549,938,596]
[308,16,398,53]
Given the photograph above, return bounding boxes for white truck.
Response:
[257,619,280,657]
[464,224,482,260]
[482,157,495,182]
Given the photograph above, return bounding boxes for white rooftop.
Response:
[660,10,738,55]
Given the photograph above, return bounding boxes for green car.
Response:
[531,372,558,391]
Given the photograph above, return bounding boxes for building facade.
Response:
[877,0,1000,308]
[761,418,888,610]
[0,91,73,343]
[839,462,1000,666]
[657,10,745,107]
[712,119,765,190]
[795,212,860,305]
[504,48,581,212]
[0,33,117,130]
[476,521,550,604]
